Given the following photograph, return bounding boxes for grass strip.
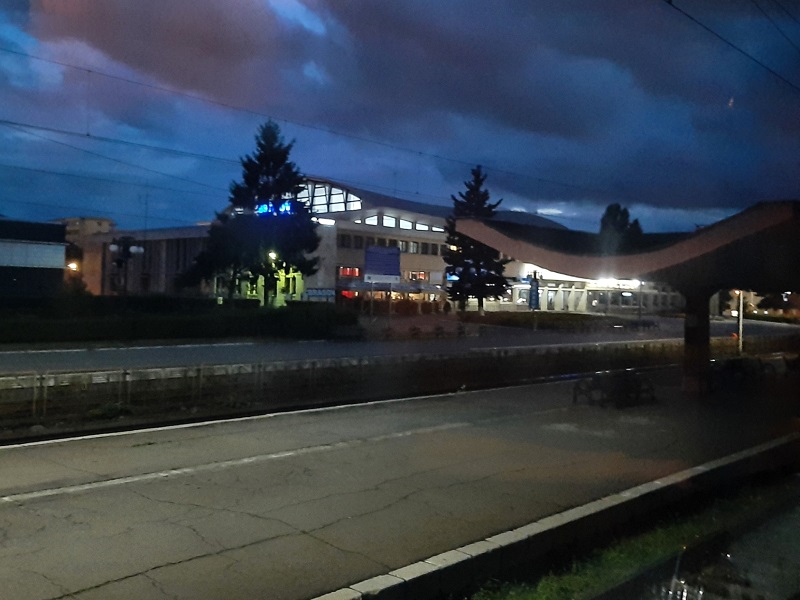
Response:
[469,475,797,600]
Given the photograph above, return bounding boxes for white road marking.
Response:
[0,422,469,504]
[1,379,571,451]
[0,342,258,356]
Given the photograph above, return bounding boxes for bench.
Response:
[573,369,655,408]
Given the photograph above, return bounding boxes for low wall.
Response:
[0,336,796,437]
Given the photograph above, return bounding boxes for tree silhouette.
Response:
[598,203,643,254]
[179,121,319,302]
[443,166,509,313]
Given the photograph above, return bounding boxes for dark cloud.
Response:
[1,0,798,230]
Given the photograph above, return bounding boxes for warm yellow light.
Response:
[67,262,79,271]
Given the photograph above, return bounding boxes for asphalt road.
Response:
[1,369,797,600]
[0,317,795,374]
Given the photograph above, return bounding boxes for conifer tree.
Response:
[179,121,319,302]
[443,166,509,313]
[598,203,643,254]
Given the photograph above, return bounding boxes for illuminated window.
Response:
[365,215,379,226]
[346,193,362,210]
[297,187,310,205]
[409,241,419,253]
[432,226,444,232]
[409,271,427,281]
[330,189,345,212]
[399,219,412,230]
[338,266,361,278]
[399,240,409,252]
[312,186,328,206]
[415,223,429,231]
[383,215,396,228]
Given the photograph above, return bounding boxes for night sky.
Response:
[1,1,798,232]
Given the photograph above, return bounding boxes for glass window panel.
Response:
[330,190,345,203]
[330,203,345,212]
[432,226,444,232]
[312,205,328,213]
[410,241,419,253]
[383,216,396,227]
[399,240,409,252]
[399,219,412,230]
[365,215,379,225]
[415,223,430,231]
[346,200,362,210]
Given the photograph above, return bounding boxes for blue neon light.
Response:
[254,200,294,216]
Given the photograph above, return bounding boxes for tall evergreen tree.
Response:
[598,203,643,254]
[443,166,510,313]
[179,121,319,301]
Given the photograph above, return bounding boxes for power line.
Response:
[0,44,616,200]
[660,0,800,94]
[0,161,221,200]
[750,0,800,57]
[0,119,239,165]
[1,196,197,226]
[769,0,800,25]
[0,121,228,193]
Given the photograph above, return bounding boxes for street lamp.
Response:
[109,237,144,295]
[733,290,744,355]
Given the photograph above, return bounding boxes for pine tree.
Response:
[598,203,642,254]
[179,121,319,302]
[443,166,509,313]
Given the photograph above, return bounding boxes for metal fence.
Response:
[1,335,797,435]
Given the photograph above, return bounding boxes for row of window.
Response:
[337,266,429,281]
[338,234,448,256]
[354,214,445,232]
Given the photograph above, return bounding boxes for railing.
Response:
[1,336,797,438]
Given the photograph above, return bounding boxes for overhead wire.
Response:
[0,121,228,193]
[659,0,800,95]
[750,0,800,57]
[768,0,800,25]
[0,44,613,200]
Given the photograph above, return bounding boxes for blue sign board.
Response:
[528,279,540,310]
[364,246,401,283]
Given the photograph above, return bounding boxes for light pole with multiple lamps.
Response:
[109,236,144,295]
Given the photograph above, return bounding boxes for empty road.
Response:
[0,317,795,374]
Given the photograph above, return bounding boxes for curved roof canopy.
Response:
[458,201,800,293]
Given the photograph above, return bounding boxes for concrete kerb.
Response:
[308,432,800,600]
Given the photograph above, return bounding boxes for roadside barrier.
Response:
[0,335,797,436]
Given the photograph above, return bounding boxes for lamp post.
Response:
[736,290,744,355]
[109,236,144,295]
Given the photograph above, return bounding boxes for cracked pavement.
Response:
[0,369,797,600]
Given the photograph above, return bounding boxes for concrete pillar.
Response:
[682,288,713,396]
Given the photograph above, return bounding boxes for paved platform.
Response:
[0,367,798,600]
